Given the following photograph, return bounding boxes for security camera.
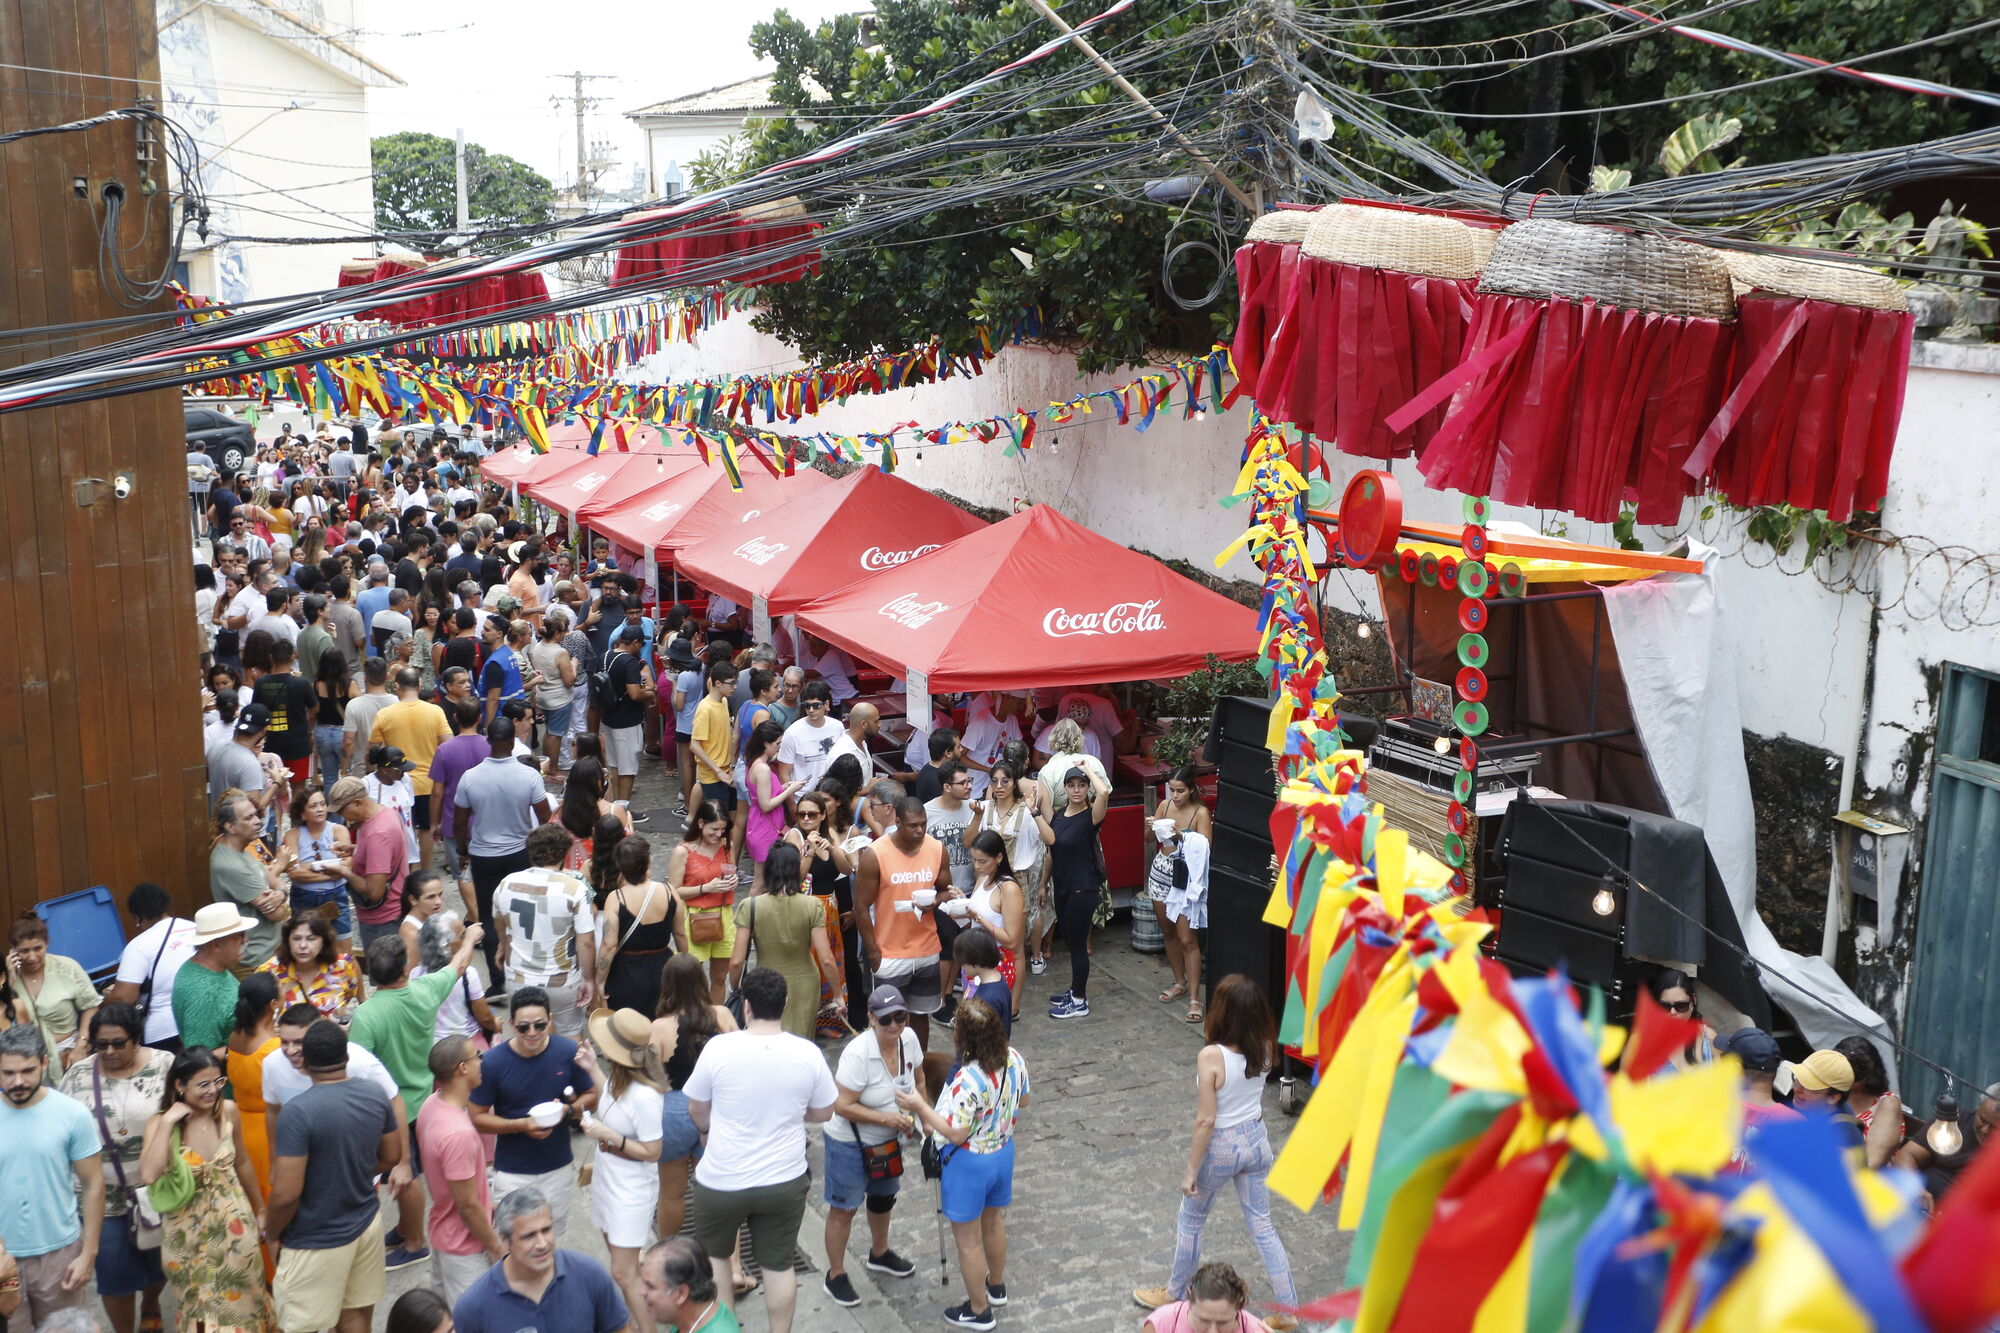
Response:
[113,472,135,499]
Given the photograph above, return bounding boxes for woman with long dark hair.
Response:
[667,800,739,1004]
[959,831,1027,1021]
[256,912,363,1022]
[598,838,686,1015]
[649,953,737,1245]
[1133,975,1296,1322]
[789,790,856,1037]
[224,970,281,1203]
[744,717,802,894]
[312,646,351,796]
[138,1047,272,1333]
[1150,766,1214,1011]
[586,812,629,909]
[726,843,835,1038]
[897,999,1029,1330]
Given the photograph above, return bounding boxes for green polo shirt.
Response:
[348,967,461,1114]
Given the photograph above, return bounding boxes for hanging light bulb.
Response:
[1591,876,1618,917]
[1431,735,1450,756]
[1195,410,1207,422]
[1357,622,1372,639]
[1929,1093,1964,1155]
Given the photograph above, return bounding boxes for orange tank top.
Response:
[872,832,942,960]
[681,841,734,910]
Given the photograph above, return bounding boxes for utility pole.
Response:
[453,127,469,237]
[550,71,612,204]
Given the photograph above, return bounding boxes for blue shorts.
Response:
[542,702,575,734]
[822,1134,901,1212]
[660,1089,703,1161]
[700,781,737,813]
[939,1139,1014,1223]
[96,1212,165,1297]
[290,881,355,938]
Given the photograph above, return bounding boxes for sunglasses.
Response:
[514,1019,551,1033]
[1663,1000,1694,1015]
[804,700,828,709]
[875,1012,909,1026]
[799,810,822,820]
[91,1037,133,1052]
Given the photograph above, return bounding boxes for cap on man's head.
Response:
[326,776,369,812]
[615,623,644,644]
[301,1020,348,1071]
[1791,1050,1856,1093]
[867,983,908,1016]
[235,702,272,734]
[1716,1027,1782,1073]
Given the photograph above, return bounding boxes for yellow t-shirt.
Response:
[369,698,451,794]
[692,695,734,785]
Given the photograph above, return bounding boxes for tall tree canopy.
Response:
[371,131,555,244]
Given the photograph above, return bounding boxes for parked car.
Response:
[183,406,254,477]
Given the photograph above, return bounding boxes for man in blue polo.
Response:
[452,1187,630,1333]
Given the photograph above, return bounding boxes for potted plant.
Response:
[1149,655,1268,772]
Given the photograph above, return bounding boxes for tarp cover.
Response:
[673,464,988,614]
[524,448,704,519]
[793,503,1258,692]
[585,462,833,561]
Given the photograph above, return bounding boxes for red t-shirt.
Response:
[351,806,409,926]
[416,1096,490,1256]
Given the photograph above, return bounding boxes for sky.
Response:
[360,0,858,191]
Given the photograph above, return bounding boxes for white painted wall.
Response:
[641,117,753,197]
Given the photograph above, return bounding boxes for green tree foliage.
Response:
[371,131,555,246]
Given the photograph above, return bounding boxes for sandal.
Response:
[1159,982,1188,1004]
[1185,1002,1204,1024]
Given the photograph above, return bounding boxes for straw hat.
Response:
[190,901,257,946]
[587,1008,656,1069]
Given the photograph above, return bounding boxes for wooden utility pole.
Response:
[0,1,209,911]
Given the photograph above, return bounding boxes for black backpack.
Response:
[591,650,624,712]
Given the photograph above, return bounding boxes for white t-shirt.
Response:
[827,731,875,782]
[823,1027,923,1146]
[261,1042,400,1108]
[227,584,266,629]
[248,612,300,645]
[684,1029,837,1190]
[777,715,846,790]
[959,703,1024,799]
[115,917,199,1044]
[798,643,856,703]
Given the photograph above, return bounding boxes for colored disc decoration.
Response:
[1458,599,1489,632]
[1443,832,1468,868]
[1398,548,1419,583]
[1498,562,1526,597]
[1463,495,1491,525]
[1462,524,1489,560]
[1457,559,1491,597]
[1456,633,1489,668]
[1439,554,1460,588]
[1450,870,1469,893]
[1419,551,1440,587]
[1453,699,1490,735]
[1461,738,1479,768]
[1337,469,1404,572]
[1447,802,1469,834]
[1456,666,1488,702]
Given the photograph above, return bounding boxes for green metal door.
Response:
[1904,664,2000,1112]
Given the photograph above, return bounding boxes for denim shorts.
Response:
[96,1212,164,1297]
[939,1138,1014,1223]
[290,881,355,938]
[660,1088,703,1161]
[542,701,574,734]
[822,1133,901,1211]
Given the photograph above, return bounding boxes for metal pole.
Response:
[573,73,589,203]
[1018,0,1259,211]
[453,128,469,236]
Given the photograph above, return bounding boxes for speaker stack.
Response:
[1488,799,1645,1016]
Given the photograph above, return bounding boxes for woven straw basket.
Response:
[1716,249,1908,312]
[1246,210,1316,244]
[1478,220,1736,321]
[739,195,808,222]
[1300,204,1498,280]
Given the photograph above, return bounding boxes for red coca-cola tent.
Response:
[792,504,1258,691]
[523,446,706,520]
[673,465,988,616]
[477,443,561,487]
[586,462,834,564]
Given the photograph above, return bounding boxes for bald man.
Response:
[829,701,880,781]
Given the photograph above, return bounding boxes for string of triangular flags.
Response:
[1209,414,2000,1333]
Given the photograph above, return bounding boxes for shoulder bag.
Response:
[91,1064,163,1248]
[721,898,756,1028]
[921,1061,1010,1179]
[861,1036,912,1183]
[146,1125,198,1216]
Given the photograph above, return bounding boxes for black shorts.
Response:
[411,796,432,832]
[701,780,738,813]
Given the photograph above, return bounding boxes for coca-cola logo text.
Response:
[571,472,608,493]
[879,592,951,630]
[1042,599,1166,638]
[641,501,683,523]
[859,543,941,570]
[733,536,788,566]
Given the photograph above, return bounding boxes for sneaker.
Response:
[1133,1287,1172,1310]
[1050,994,1089,1020]
[985,1282,1008,1307]
[936,997,959,1028]
[384,1245,430,1272]
[943,1302,996,1331]
[383,1227,403,1249]
[867,1249,916,1278]
[672,802,688,817]
[1265,1315,1300,1332]
[630,810,651,825]
[1047,989,1071,1010]
[822,1273,861,1307]
[1029,956,1047,975]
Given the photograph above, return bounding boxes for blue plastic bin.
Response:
[33,886,127,982]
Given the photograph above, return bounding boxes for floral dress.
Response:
[162,1119,275,1333]
[258,955,365,1021]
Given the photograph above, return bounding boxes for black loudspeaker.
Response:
[1207,862,1286,1000]
[1207,696,1285,1008]
[1490,802,1644,1015]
